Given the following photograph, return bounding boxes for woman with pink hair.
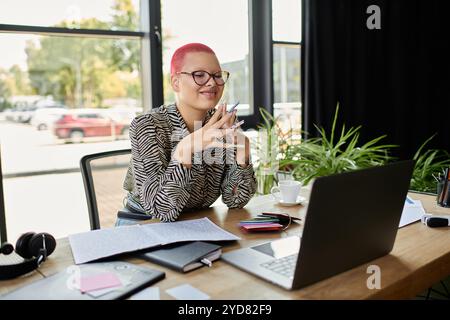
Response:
[123,43,256,222]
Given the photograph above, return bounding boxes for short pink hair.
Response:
[170,43,216,76]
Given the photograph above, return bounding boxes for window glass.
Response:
[161,0,251,116]
[0,0,141,31]
[273,44,301,136]
[0,32,142,240]
[272,0,301,42]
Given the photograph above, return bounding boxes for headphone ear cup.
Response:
[15,232,36,259]
[29,232,56,258]
[0,242,14,255]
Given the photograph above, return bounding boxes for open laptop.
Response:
[222,160,415,290]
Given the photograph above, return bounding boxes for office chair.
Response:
[80,149,153,230]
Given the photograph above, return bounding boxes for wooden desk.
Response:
[1,190,450,299]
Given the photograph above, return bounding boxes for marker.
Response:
[228,101,240,113]
[422,214,450,227]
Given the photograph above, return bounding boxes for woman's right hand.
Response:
[173,104,241,166]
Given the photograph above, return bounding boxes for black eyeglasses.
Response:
[177,70,230,86]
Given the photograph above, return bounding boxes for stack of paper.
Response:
[399,196,426,228]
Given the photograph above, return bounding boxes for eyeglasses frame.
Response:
[176,70,230,86]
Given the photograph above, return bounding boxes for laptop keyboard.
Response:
[260,254,298,279]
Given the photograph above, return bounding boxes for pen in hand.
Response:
[228,101,240,113]
[231,120,244,130]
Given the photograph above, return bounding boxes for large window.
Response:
[161,0,251,116]
[0,0,144,241]
[0,0,303,240]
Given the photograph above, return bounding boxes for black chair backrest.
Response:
[0,146,7,243]
[80,149,131,230]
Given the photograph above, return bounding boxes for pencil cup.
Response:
[437,180,450,208]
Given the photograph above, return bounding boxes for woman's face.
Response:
[171,52,225,112]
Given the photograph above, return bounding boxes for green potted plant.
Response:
[252,104,449,196]
[279,105,397,185]
[252,104,397,194]
[410,135,450,193]
[252,108,281,195]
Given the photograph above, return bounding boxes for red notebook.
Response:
[240,223,284,232]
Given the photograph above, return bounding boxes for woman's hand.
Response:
[173,104,243,167]
[219,103,251,167]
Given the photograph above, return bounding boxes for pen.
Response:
[231,120,244,129]
[442,168,450,206]
[260,213,301,221]
[438,168,447,205]
[228,101,240,113]
[201,258,212,267]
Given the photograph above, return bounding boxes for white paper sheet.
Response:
[69,218,240,264]
[399,197,425,228]
[129,287,160,300]
[69,224,161,264]
[141,217,241,244]
[166,284,210,300]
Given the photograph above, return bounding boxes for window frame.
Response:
[0,148,6,243]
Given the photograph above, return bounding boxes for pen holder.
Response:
[437,180,450,208]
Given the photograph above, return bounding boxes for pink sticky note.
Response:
[242,223,283,229]
[80,272,122,293]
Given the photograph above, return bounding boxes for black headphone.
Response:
[0,232,56,281]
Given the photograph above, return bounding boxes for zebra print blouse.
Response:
[123,104,257,222]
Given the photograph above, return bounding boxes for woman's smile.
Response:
[199,89,218,100]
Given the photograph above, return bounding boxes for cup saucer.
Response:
[278,196,306,206]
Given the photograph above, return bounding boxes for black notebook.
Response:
[140,241,222,273]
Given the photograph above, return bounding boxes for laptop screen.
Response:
[252,236,300,259]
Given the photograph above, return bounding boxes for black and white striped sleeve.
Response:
[220,163,257,208]
[130,114,198,222]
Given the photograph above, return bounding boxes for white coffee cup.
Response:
[270,181,302,203]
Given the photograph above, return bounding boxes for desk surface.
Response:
[2,189,450,299]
